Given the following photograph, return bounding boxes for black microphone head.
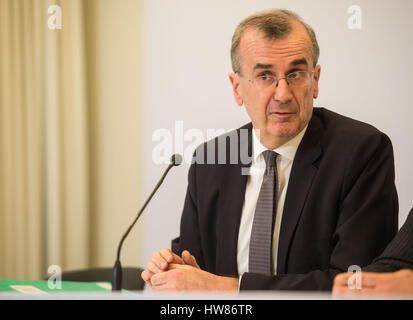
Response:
[170,154,183,166]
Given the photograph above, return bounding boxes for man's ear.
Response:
[228,73,243,106]
[313,65,321,99]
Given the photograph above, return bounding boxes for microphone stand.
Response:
[112,154,182,292]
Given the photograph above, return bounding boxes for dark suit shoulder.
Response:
[313,107,391,150]
[314,107,383,137]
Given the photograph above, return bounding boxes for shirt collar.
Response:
[252,125,308,163]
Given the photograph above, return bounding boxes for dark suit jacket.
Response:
[172,107,399,291]
[363,207,413,273]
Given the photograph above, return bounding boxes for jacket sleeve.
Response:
[170,160,207,270]
[363,208,413,273]
[241,132,399,291]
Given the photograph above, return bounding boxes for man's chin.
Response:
[267,123,300,140]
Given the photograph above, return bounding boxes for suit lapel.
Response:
[276,114,323,274]
[215,123,252,277]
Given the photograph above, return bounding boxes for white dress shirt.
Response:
[237,125,308,278]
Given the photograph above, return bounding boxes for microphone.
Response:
[111,154,183,291]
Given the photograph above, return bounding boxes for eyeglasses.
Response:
[248,70,314,90]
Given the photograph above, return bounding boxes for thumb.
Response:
[181,250,200,269]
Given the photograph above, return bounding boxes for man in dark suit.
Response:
[333,207,413,296]
[141,9,398,292]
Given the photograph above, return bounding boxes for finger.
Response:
[358,273,381,287]
[141,269,152,282]
[151,251,172,270]
[173,254,185,265]
[335,272,377,288]
[159,248,185,265]
[167,263,188,270]
[150,269,184,292]
[334,273,351,286]
[159,248,174,263]
[141,269,153,288]
[181,250,200,268]
[150,271,170,287]
[147,260,164,274]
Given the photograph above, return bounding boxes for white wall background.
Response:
[139,0,413,267]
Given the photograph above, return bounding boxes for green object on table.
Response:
[0,279,119,294]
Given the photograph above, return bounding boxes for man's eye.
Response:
[259,74,272,81]
[288,71,301,79]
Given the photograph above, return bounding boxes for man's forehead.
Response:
[240,26,312,52]
[240,18,311,42]
[239,29,313,73]
[239,25,313,68]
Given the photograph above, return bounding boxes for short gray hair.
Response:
[231,9,320,75]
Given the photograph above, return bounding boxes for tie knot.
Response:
[262,150,278,169]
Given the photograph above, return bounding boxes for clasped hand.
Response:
[141,248,238,292]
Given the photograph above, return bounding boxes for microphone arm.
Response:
[112,154,183,292]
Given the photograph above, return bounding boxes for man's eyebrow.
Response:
[253,63,274,71]
[252,59,308,72]
[289,58,308,67]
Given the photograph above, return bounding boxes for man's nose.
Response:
[272,78,293,104]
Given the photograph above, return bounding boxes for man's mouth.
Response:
[269,111,295,117]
